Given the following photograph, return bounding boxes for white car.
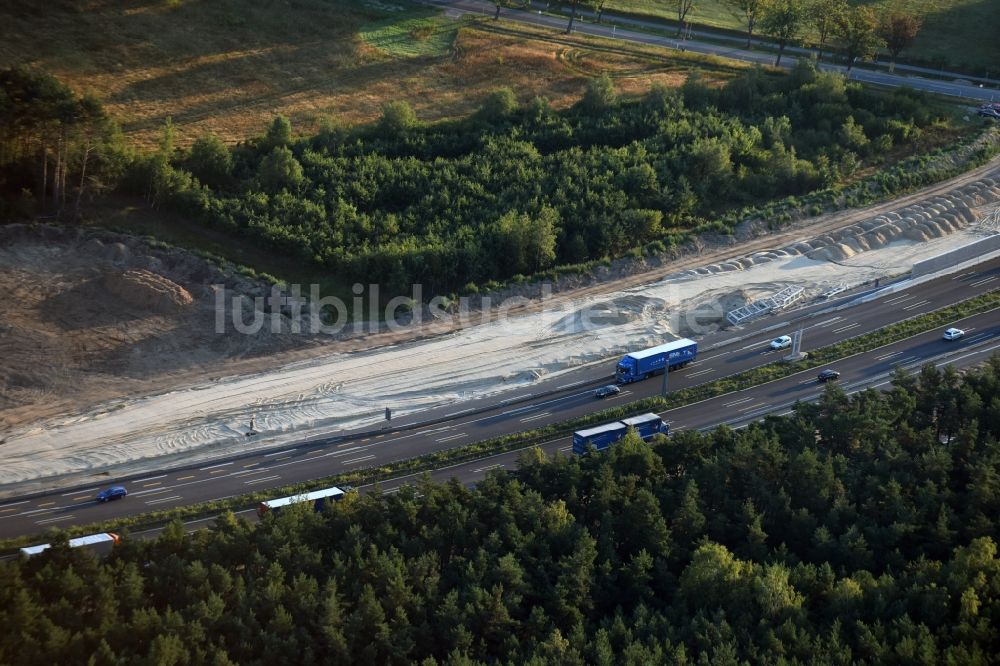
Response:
[769,335,792,350]
[942,328,964,341]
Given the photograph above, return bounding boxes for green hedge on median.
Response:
[3,289,996,552]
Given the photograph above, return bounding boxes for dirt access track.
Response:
[1,148,1000,436]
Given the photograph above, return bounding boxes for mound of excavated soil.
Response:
[656,174,1000,275]
[551,294,666,334]
[675,289,752,338]
[0,224,311,432]
[104,269,194,313]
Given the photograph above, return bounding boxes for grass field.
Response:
[2,0,990,153]
[358,9,461,58]
[0,0,745,149]
[0,0,747,150]
[606,0,1000,75]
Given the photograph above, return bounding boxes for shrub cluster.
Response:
[155,61,947,294]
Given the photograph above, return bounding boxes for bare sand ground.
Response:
[1,159,998,493]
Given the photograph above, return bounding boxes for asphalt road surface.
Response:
[2,257,997,540]
[373,317,1000,493]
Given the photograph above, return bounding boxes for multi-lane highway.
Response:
[372,315,1000,493]
[1,257,997,540]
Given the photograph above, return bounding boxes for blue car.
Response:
[96,486,127,503]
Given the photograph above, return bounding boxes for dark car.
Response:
[595,384,621,399]
[979,107,1000,119]
[96,486,127,502]
[817,369,841,383]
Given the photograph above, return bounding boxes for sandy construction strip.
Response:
[0,220,991,492]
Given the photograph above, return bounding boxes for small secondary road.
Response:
[1,257,997,540]
[430,0,1000,104]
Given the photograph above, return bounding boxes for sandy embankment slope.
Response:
[1,158,999,493]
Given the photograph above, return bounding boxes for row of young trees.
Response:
[4,357,999,664]
[153,60,940,294]
[499,0,921,73]
[728,0,922,70]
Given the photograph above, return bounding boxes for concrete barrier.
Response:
[912,234,1000,278]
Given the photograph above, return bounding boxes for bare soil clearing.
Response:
[0,225,316,432]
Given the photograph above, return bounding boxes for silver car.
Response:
[769,335,792,350]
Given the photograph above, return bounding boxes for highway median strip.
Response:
[2,288,997,552]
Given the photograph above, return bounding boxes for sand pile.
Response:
[104,270,194,313]
[675,289,751,338]
[551,294,666,334]
[663,176,1000,269]
[0,225,308,433]
[807,178,996,260]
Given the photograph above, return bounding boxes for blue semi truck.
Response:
[572,413,668,455]
[615,338,698,384]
